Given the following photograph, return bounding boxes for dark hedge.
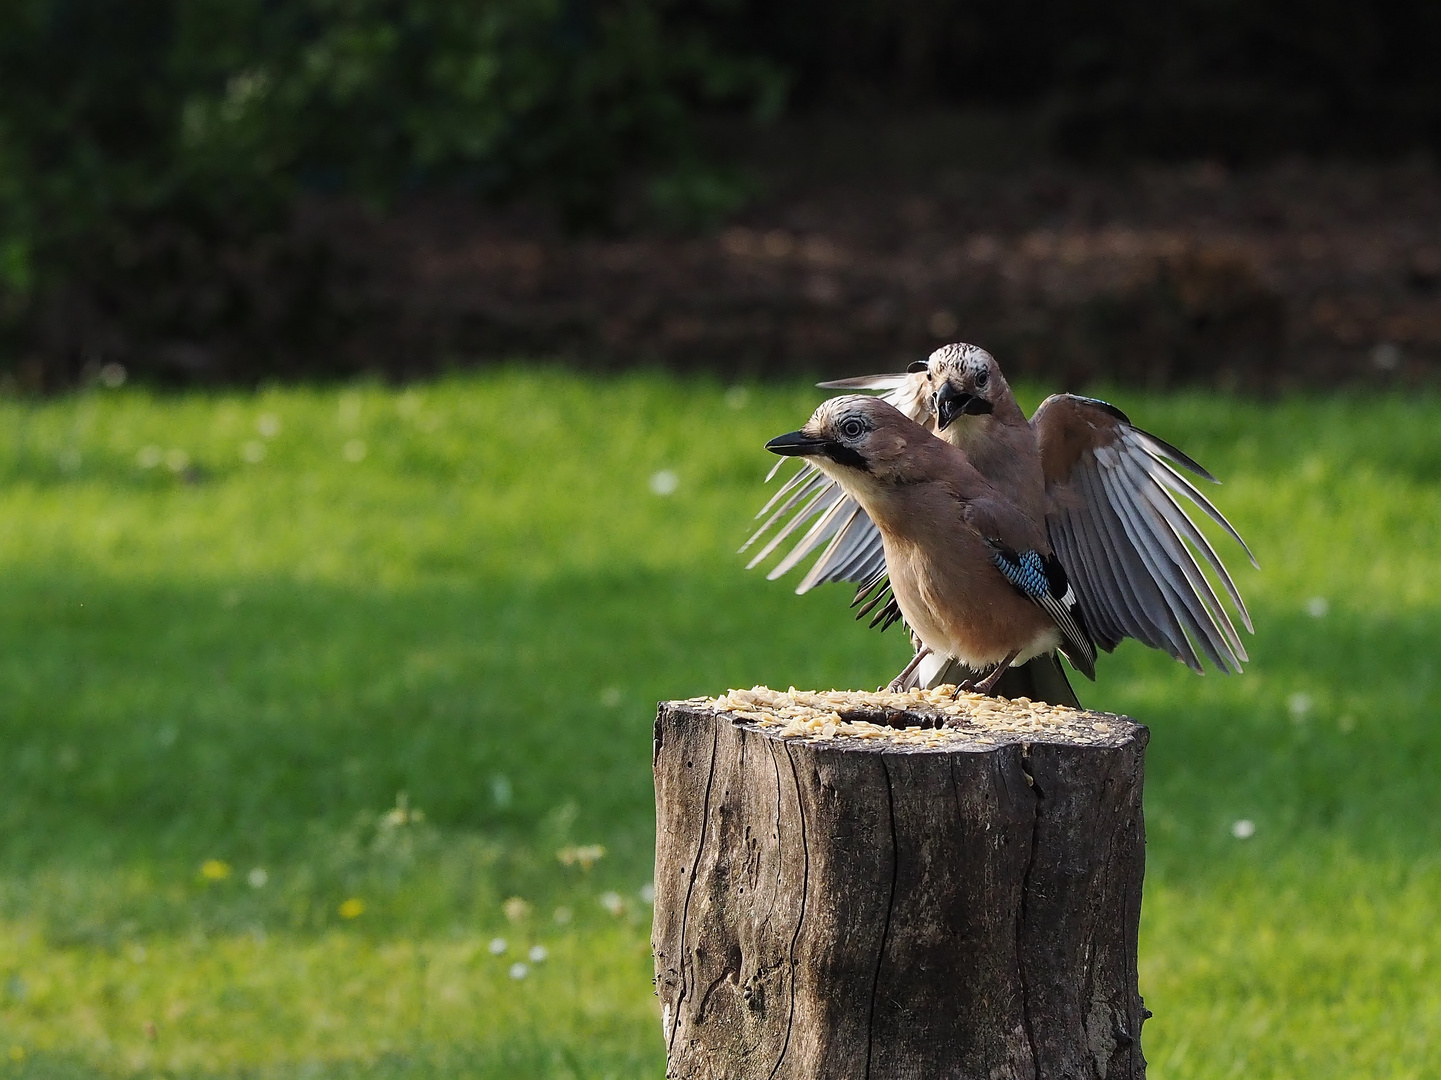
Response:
[3,0,1441,385]
[0,0,782,384]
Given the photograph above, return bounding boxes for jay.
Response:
[765,395,1097,695]
[745,342,1255,705]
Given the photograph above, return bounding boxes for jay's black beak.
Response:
[765,430,828,456]
[933,382,993,429]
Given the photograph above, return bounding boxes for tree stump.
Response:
[652,687,1149,1080]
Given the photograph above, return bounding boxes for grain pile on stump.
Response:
[652,686,1150,1080]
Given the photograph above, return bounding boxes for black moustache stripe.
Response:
[825,442,869,470]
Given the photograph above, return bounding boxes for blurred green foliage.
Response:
[0,0,783,375]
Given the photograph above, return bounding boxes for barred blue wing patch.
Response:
[992,549,1051,601]
[988,542,1098,680]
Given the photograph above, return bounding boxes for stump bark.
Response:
[651,692,1149,1080]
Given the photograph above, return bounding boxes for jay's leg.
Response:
[953,649,1023,698]
[885,645,932,692]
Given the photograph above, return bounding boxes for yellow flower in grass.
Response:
[199,859,232,882]
[338,898,365,919]
[556,844,607,870]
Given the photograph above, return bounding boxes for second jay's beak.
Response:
[933,382,993,429]
[765,430,828,457]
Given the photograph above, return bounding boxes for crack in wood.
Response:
[864,756,899,1080]
[767,742,809,1080]
[669,722,719,1060]
[1016,743,1044,1080]
[1086,750,1125,1076]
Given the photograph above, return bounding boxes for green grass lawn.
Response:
[0,368,1438,1078]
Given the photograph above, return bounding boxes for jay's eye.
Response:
[975,369,989,388]
[840,418,866,440]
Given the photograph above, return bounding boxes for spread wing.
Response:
[741,370,931,596]
[1033,394,1257,673]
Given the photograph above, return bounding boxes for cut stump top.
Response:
[676,684,1147,755]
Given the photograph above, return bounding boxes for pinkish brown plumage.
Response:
[747,342,1256,701]
[765,396,1095,695]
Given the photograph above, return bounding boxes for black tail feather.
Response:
[901,653,1081,708]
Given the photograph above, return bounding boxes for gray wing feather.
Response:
[1069,464,1203,668]
[1049,422,1253,674]
[1122,454,1254,640]
[1098,456,1239,672]
[1049,515,1125,647]
[744,483,841,569]
[799,508,885,592]
[767,495,858,580]
[1139,442,1258,568]
[752,458,816,519]
[742,469,831,555]
[1116,460,1248,663]
[816,373,913,391]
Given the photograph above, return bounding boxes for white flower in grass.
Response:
[1231,819,1256,840]
[247,868,268,889]
[256,413,281,438]
[1288,693,1312,722]
[491,775,512,807]
[639,883,656,904]
[599,891,625,917]
[528,945,548,963]
[1305,596,1329,618]
[488,937,507,956]
[508,962,529,980]
[649,469,679,496]
[553,907,572,925]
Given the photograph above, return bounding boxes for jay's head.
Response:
[766,396,926,483]
[916,342,1010,431]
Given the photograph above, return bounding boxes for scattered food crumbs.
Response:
[706,685,1134,750]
